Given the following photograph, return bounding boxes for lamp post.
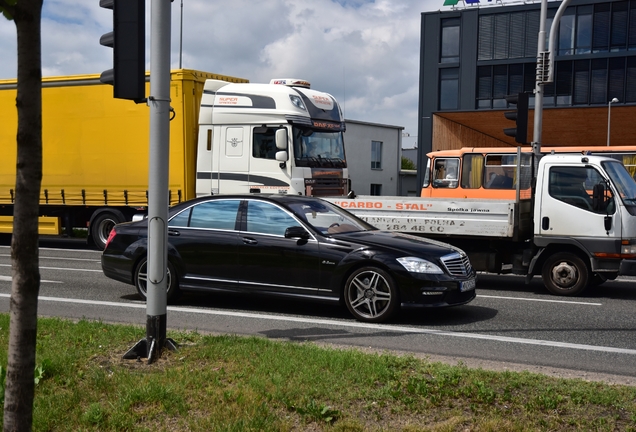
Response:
[607,97,619,146]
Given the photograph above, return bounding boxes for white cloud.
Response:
[1,0,444,136]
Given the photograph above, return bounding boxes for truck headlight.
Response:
[397,257,444,274]
[289,95,306,111]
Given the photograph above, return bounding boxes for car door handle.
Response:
[242,237,257,245]
[168,229,180,236]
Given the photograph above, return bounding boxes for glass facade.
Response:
[473,1,636,109]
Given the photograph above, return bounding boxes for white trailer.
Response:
[327,154,636,296]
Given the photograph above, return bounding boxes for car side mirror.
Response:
[285,226,309,239]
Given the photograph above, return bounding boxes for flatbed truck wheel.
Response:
[541,252,589,296]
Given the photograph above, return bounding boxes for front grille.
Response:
[307,178,348,197]
[440,252,472,276]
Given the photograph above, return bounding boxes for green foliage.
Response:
[0,0,18,20]
[401,155,416,170]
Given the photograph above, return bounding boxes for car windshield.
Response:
[286,199,374,235]
[603,160,636,205]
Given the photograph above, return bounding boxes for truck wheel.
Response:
[541,252,589,296]
[344,267,398,323]
[91,211,123,250]
[134,257,180,303]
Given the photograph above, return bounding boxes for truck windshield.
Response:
[293,127,346,168]
[603,160,636,204]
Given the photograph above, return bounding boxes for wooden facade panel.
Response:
[433,106,634,150]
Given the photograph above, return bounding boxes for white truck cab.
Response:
[195,78,348,197]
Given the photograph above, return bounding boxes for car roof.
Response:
[169,194,325,211]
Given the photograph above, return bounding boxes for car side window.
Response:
[169,209,191,227]
[170,200,240,230]
[245,201,300,236]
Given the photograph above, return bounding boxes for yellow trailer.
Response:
[0,69,247,249]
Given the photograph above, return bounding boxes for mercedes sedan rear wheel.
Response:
[134,257,180,303]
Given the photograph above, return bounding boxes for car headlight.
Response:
[396,257,444,274]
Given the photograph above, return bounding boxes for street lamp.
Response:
[607,97,619,146]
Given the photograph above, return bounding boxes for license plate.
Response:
[460,278,476,292]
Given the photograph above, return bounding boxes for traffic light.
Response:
[99,0,145,101]
[503,92,529,144]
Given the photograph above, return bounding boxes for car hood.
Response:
[332,230,464,258]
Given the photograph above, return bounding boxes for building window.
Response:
[439,68,459,110]
[370,184,382,196]
[573,60,590,105]
[611,1,629,52]
[371,141,382,169]
[441,18,460,63]
[590,58,608,104]
[558,9,576,55]
[626,57,636,102]
[575,5,593,54]
[478,11,539,61]
[593,3,611,52]
[556,61,573,106]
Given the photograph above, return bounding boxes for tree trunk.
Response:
[3,1,43,431]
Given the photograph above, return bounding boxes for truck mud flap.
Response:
[618,259,636,276]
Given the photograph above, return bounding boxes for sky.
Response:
[1,0,465,149]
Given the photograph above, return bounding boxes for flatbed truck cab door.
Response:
[537,164,620,239]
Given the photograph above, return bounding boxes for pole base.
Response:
[123,313,177,364]
[123,337,178,364]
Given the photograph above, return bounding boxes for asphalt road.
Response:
[0,237,635,385]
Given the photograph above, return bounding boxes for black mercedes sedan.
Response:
[101,195,476,323]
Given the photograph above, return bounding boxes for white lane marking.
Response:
[0,254,100,263]
[0,293,633,356]
[478,295,602,306]
[0,246,101,254]
[0,264,102,272]
[0,276,62,283]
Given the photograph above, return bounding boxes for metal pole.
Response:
[607,98,618,146]
[532,0,547,156]
[146,0,173,363]
[179,0,183,69]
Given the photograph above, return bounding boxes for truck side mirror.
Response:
[275,128,288,150]
[275,150,288,161]
[276,150,288,169]
[592,183,605,212]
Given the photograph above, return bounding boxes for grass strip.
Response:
[0,315,633,431]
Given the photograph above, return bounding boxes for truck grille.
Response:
[306,178,348,197]
[440,252,472,276]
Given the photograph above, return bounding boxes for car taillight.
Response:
[104,229,117,249]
